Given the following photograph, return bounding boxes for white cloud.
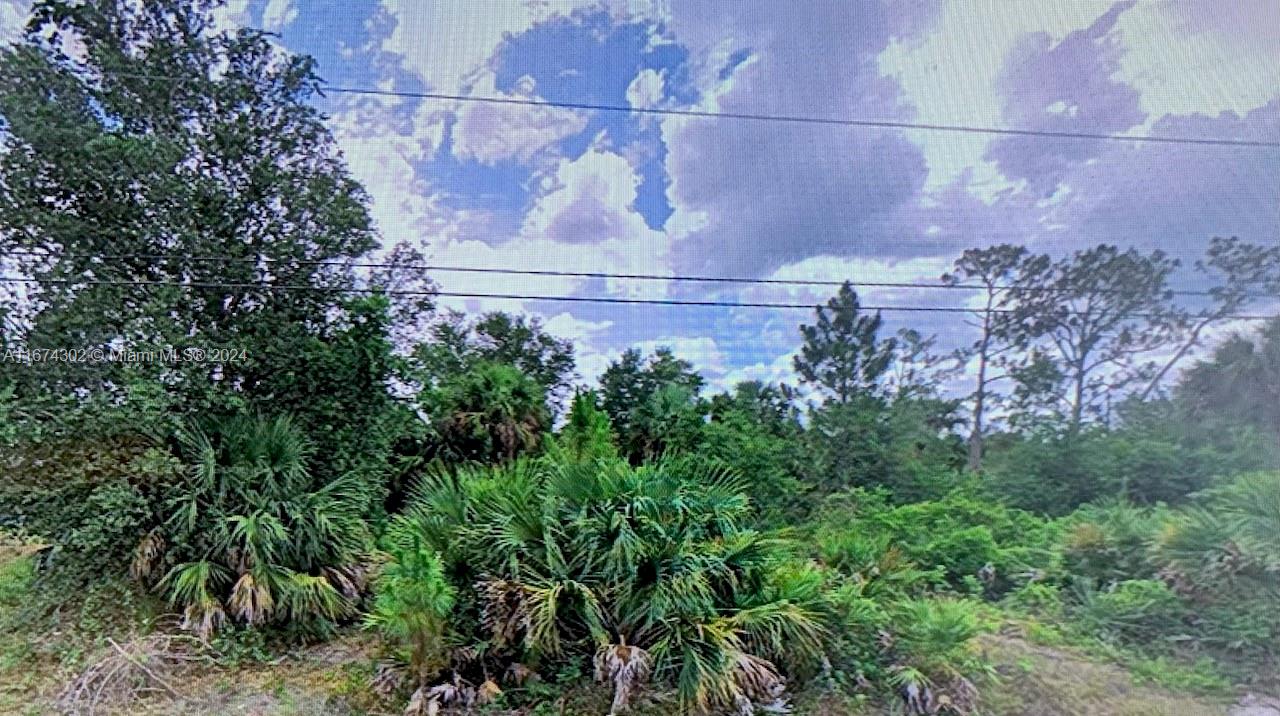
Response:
[518,143,672,296]
[879,1,1114,191]
[379,0,607,94]
[451,73,588,165]
[625,68,665,109]
[0,0,27,45]
[1115,1,1280,124]
[544,312,613,341]
[210,0,252,33]
[716,349,798,394]
[736,254,954,314]
[328,99,445,255]
[261,0,298,32]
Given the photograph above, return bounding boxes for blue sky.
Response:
[4,0,1276,391]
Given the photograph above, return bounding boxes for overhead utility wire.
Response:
[100,71,1280,149]
[331,86,1280,149]
[0,276,1272,321]
[4,250,1257,299]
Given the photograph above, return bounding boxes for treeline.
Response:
[1,2,1278,715]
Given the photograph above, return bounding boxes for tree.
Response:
[598,347,704,462]
[1177,317,1280,442]
[794,282,896,405]
[552,391,619,463]
[413,310,576,410]
[0,0,381,419]
[1014,245,1182,433]
[708,380,802,436]
[423,361,550,464]
[1138,237,1280,400]
[943,245,1050,470]
[703,385,808,523]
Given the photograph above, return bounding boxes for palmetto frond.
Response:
[478,578,531,648]
[595,638,653,715]
[160,561,231,639]
[161,414,373,636]
[1209,471,1280,570]
[282,572,351,623]
[228,570,277,625]
[524,578,605,655]
[730,601,827,669]
[388,454,835,714]
[130,529,165,583]
[226,510,288,569]
[161,560,231,609]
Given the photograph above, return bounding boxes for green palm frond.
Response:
[160,560,232,609]
[282,571,351,623]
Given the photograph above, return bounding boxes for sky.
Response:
[2,0,1278,393]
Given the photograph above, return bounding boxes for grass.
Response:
[0,538,53,716]
[978,628,1232,716]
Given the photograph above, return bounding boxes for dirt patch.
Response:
[977,633,1231,716]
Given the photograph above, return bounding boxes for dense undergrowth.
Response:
[2,2,1279,714]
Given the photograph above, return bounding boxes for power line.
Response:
[5,250,1262,299]
[98,71,1280,149]
[1,276,1273,320]
[332,86,1280,149]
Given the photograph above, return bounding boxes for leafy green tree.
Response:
[1178,317,1280,442]
[413,310,575,410]
[366,518,457,687]
[0,0,378,419]
[887,328,962,401]
[943,245,1051,470]
[708,380,802,433]
[551,390,619,463]
[804,393,963,499]
[598,347,704,462]
[794,282,896,405]
[704,382,809,523]
[1139,237,1280,400]
[423,361,550,464]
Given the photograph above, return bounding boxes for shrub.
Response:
[886,598,990,714]
[1149,472,1280,661]
[1071,579,1187,644]
[365,516,456,695]
[1060,499,1164,586]
[1,436,182,584]
[140,414,373,638]
[813,489,1057,596]
[381,454,834,714]
[1002,582,1063,617]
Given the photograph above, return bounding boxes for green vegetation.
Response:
[1,1,1277,714]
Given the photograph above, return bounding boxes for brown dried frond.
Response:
[129,530,165,583]
[372,660,408,698]
[57,634,212,715]
[505,662,538,686]
[228,571,275,625]
[730,652,787,707]
[478,578,530,647]
[476,678,502,705]
[595,639,653,715]
[322,563,368,599]
[180,598,225,639]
